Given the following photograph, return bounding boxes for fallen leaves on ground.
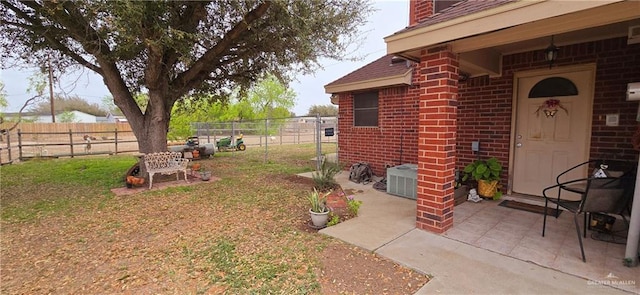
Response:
[1,145,429,294]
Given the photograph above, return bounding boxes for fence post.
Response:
[280,125,283,145]
[213,124,217,145]
[316,114,321,171]
[264,118,268,163]
[206,123,211,144]
[114,128,119,154]
[231,121,236,158]
[335,119,339,167]
[69,129,75,158]
[18,129,23,161]
[7,132,11,163]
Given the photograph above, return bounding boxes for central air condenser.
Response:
[386,164,417,200]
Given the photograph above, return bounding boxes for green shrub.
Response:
[312,158,341,191]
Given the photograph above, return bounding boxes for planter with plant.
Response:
[308,188,330,228]
[462,157,503,200]
[346,195,362,217]
[193,165,211,181]
[312,157,341,191]
[199,170,212,181]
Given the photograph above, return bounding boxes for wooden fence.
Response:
[0,122,132,133]
[0,118,338,165]
[0,123,137,164]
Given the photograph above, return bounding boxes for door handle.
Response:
[516,143,523,148]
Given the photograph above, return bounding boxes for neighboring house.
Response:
[2,110,101,123]
[325,0,640,247]
[105,112,128,123]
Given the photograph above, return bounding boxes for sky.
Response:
[1,1,409,116]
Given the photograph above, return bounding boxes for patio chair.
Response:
[541,159,635,262]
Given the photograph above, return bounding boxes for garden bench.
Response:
[143,152,189,189]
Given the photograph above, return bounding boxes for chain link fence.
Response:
[190,115,338,168]
[0,116,338,166]
[191,116,336,146]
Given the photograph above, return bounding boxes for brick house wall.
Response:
[457,36,640,189]
[337,36,639,188]
[336,71,421,176]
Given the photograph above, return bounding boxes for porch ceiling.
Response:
[387,1,640,78]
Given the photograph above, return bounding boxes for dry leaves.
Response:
[1,146,428,294]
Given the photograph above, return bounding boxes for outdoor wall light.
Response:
[544,35,559,69]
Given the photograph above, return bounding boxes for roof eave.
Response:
[384,0,626,55]
[324,69,412,94]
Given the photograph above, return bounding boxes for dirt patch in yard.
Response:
[1,149,429,294]
[319,242,428,294]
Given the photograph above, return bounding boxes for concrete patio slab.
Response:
[300,170,636,294]
[380,229,630,294]
[316,172,416,250]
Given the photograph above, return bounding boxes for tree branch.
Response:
[5,1,104,74]
[42,1,111,58]
[171,1,272,97]
[1,94,44,132]
[163,2,210,70]
[27,1,138,123]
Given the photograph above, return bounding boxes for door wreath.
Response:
[535,98,568,118]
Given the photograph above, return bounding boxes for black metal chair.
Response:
[541,160,635,262]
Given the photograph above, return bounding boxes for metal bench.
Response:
[143,152,189,189]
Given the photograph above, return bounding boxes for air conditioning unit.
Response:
[629,25,640,45]
[387,164,418,200]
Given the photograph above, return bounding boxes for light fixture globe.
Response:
[544,36,559,68]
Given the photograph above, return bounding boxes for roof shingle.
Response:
[325,1,514,89]
[395,0,514,35]
[325,54,412,88]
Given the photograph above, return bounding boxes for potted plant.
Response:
[462,157,503,199]
[194,166,211,181]
[199,170,212,181]
[308,188,330,228]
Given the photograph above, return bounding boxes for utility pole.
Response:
[47,54,55,123]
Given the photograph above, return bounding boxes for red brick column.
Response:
[416,46,458,233]
[409,0,434,26]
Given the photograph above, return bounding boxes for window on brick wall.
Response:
[353,91,378,126]
[434,0,462,13]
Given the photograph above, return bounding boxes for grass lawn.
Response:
[0,144,428,294]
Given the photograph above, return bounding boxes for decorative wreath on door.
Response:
[535,99,568,118]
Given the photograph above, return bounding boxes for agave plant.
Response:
[312,157,341,191]
[308,188,328,213]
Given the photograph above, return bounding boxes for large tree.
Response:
[245,74,296,120]
[1,0,371,153]
[307,104,338,116]
[31,95,105,116]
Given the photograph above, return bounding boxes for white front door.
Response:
[512,68,594,196]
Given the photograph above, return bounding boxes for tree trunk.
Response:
[138,89,172,154]
[118,89,172,154]
[136,118,169,154]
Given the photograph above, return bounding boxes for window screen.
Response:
[354,91,378,127]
